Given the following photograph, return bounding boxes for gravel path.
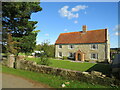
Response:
[2,73,52,88]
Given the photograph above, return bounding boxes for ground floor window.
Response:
[69,52,74,57]
[59,52,62,57]
[91,53,98,60]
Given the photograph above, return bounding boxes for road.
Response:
[2,73,52,88]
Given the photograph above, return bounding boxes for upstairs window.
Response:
[59,45,62,48]
[59,52,62,57]
[69,45,74,49]
[91,53,98,60]
[91,44,98,50]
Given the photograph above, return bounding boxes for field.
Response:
[26,57,111,75]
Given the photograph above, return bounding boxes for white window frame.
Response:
[68,45,74,49]
[58,52,62,57]
[91,53,98,60]
[91,44,98,50]
[68,52,73,57]
[58,45,62,49]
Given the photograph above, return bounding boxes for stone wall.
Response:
[2,55,25,68]
[16,60,120,86]
[2,55,119,86]
[55,43,107,61]
[2,55,15,68]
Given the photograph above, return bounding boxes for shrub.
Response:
[35,53,41,57]
[96,60,109,64]
[62,56,68,60]
[39,56,51,66]
[85,60,90,62]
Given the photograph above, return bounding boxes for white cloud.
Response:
[74,20,78,24]
[64,29,68,31]
[115,32,120,36]
[113,25,120,36]
[58,6,69,17]
[71,5,88,12]
[45,33,49,36]
[114,24,120,31]
[58,6,79,19]
[58,5,88,19]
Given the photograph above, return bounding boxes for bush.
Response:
[35,53,41,57]
[62,56,68,60]
[39,56,51,66]
[96,60,109,64]
[85,60,90,62]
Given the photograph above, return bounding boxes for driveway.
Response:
[2,73,52,88]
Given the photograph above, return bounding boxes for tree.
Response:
[6,33,19,55]
[41,40,55,57]
[35,44,42,51]
[2,2,42,57]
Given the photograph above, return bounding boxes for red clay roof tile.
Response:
[55,29,107,44]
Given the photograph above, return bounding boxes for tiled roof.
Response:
[55,29,107,44]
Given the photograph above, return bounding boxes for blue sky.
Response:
[30,2,119,48]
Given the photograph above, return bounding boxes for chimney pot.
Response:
[82,25,87,33]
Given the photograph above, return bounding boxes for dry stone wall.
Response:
[16,60,120,86]
[2,55,120,86]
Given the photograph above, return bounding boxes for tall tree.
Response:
[2,2,42,56]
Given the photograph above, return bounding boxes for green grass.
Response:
[18,53,25,55]
[2,65,112,88]
[26,57,111,75]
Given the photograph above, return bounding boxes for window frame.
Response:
[59,52,62,57]
[68,52,73,57]
[58,45,62,49]
[91,53,98,60]
[91,44,98,50]
[68,45,74,49]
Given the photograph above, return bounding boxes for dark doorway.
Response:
[78,54,81,61]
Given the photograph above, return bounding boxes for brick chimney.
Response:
[82,25,87,33]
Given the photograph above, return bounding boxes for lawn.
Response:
[25,57,111,75]
[2,65,112,88]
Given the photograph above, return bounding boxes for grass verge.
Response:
[2,65,112,88]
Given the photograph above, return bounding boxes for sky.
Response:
[30,2,119,48]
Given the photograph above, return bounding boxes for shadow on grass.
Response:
[86,63,111,76]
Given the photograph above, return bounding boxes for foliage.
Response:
[62,56,68,60]
[18,33,37,54]
[35,44,42,51]
[35,40,55,57]
[5,33,19,55]
[2,2,42,56]
[84,60,90,62]
[2,66,111,88]
[35,53,41,57]
[39,56,51,66]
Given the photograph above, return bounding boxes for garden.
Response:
[25,57,111,76]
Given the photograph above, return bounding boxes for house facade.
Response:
[55,25,110,62]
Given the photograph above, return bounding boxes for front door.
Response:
[78,54,81,61]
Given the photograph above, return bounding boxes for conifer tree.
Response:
[2,2,42,56]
